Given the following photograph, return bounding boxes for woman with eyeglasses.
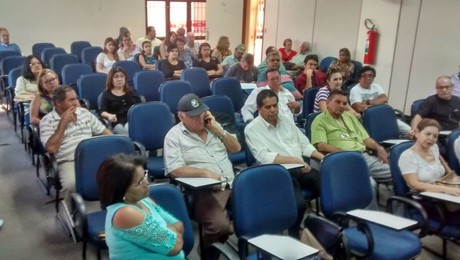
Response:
[158,44,186,79]
[15,55,44,100]
[99,67,141,135]
[29,69,59,126]
[97,154,185,260]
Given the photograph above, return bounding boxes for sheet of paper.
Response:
[248,234,318,259]
[175,177,222,188]
[347,209,417,230]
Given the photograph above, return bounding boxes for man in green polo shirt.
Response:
[311,90,391,183]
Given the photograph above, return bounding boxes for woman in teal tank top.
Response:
[97,154,185,260]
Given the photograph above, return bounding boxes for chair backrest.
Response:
[303,87,320,118]
[8,67,22,88]
[41,47,66,67]
[159,80,193,115]
[180,67,211,97]
[74,135,135,201]
[133,70,165,102]
[447,129,460,173]
[389,141,414,196]
[362,104,400,142]
[70,41,91,62]
[32,42,55,58]
[128,102,174,150]
[410,99,425,120]
[77,73,107,111]
[320,56,335,72]
[232,164,297,238]
[112,60,141,86]
[304,112,321,141]
[202,95,235,122]
[320,151,373,218]
[61,63,93,87]
[1,55,25,76]
[148,184,195,256]
[81,46,103,71]
[50,54,79,80]
[212,77,245,112]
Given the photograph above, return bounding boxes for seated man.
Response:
[245,89,324,237]
[349,66,410,137]
[289,41,313,70]
[257,46,287,73]
[294,54,327,93]
[258,51,302,100]
[311,90,392,187]
[221,44,245,69]
[0,28,21,52]
[40,85,111,206]
[164,93,241,255]
[241,68,301,124]
[412,75,460,132]
[224,53,258,83]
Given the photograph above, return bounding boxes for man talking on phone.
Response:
[164,93,241,257]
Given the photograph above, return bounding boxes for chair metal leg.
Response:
[82,240,87,259]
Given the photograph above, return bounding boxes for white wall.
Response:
[206,0,244,50]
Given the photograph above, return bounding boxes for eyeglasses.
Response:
[43,77,57,85]
[135,171,149,186]
[436,86,452,90]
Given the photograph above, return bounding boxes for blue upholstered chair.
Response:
[320,151,422,259]
[362,104,402,144]
[128,102,174,180]
[50,54,79,82]
[77,73,106,112]
[148,184,195,257]
[212,77,246,112]
[447,129,460,173]
[159,80,193,117]
[61,63,93,90]
[133,70,165,101]
[41,47,66,67]
[302,87,319,119]
[181,67,211,98]
[71,135,136,259]
[32,42,55,58]
[81,46,103,72]
[70,41,91,62]
[319,56,335,72]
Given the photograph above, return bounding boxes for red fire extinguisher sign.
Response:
[363,19,378,65]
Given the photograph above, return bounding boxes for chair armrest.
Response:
[70,193,88,242]
[79,98,90,110]
[303,214,342,255]
[133,141,148,158]
[209,242,239,260]
[386,195,430,236]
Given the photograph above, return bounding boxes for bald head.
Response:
[300,41,311,53]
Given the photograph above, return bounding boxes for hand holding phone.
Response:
[204,111,213,129]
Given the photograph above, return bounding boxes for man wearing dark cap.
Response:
[224,53,259,83]
[164,93,241,254]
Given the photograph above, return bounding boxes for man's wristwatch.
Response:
[218,131,227,142]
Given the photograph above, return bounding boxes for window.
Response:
[146,0,206,39]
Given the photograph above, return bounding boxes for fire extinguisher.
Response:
[363,19,378,65]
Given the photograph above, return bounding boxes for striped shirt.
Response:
[40,107,106,163]
[313,86,330,113]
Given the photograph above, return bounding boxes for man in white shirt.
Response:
[349,66,410,136]
[136,26,162,50]
[185,32,200,59]
[245,89,324,238]
[241,68,301,123]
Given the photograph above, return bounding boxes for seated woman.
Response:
[96,37,119,74]
[328,48,355,84]
[158,44,186,79]
[313,69,360,117]
[399,118,460,226]
[193,42,223,78]
[15,55,43,100]
[211,36,232,63]
[117,35,139,61]
[97,154,184,260]
[159,31,177,59]
[29,69,59,126]
[295,54,327,93]
[138,41,156,70]
[99,67,142,135]
[278,38,297,69]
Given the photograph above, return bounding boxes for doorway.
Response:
[243,0,265,65]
